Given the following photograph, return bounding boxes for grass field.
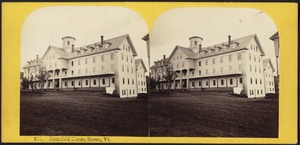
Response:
[149,91,278,137]
[21,91,278,137]
[20,91,148,136]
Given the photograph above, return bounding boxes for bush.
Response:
[265,93,279,99]
[137,93,149,99]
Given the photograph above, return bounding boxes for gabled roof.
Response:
[69,34,137,59]
[150,57,168,69]
[40,34,137,61]
[196,34,265,58]
[40,46,68,61]
[22,58,43,69]
[166,45,195,62]
[142,33,149,41]
[269,32,279,40]
[135,59,147,72]
[263,59,275,72]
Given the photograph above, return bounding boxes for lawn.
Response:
[20,91,148,136]
[149,91,278,137]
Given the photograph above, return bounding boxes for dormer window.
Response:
[194,41,197,45]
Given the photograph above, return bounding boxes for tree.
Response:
[35,65,50,94]
[21,77,29,90]
[155,73,162,92]
[163,62,177,93]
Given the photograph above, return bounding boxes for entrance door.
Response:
[182,80,187,88]
[55,80,59,88]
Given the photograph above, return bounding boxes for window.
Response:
[85,58,88,64]
[123,78,125,84]
[213,68,215,74]
[132,79,134,84]
[102,79,105,85]
[199,70,201,75]
[255,66,257,72]
[101,55,104,61]
[213,80,216,86]
[260,79,262,84]
[67,41,70,45]
[128,78,130,84]
[240,78,243,83]
[192,81,194,87]
[221,80,224,85]
[112,78,115,83]
[261,90,263,94]
[71,70,74,76]
[251,78,253,84]
[93,57,95,63]
[249,54,251,60]
[206,69,208,74]
[238,53,241,60]
[78,59,80,65]
[65,81,67,86]
[121,54,124,60]
[111,53,114,60]
[206,60,208,65]
[257,90,259,95]
[213,58,215,64]
[129,90,131,95]
[78,81,81,86]
[131,67,133,73]
[250,65,252,71]
[86,80,88,85]
[71,81,74,86]
[206,81,209,86]
[182,62,185,67]
[194,41,197,45]
[199,80,202,86]
[255,78,257,84]
[122,65,124,72]
[127,66,129,73]
[94,80,96,85]
[230,79,233,85]
[111,64,115,70]
[229,55,232,61]
[220,56,223,63]
[198,61,201,66]
[71,61,74,66]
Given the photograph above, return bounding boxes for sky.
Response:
[151,8,278,74]
[21,6,149,73]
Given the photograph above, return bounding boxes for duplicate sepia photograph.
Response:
[149,8,279,137]
[20,6,149,136]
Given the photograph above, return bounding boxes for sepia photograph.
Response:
[20,6,149,136]
[1,1,297,143]
[149,8,279,137]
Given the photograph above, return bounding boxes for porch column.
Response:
[52,70,55,89]
[179,70,182,89]
[59,69,62,89]
[186,69,190,89]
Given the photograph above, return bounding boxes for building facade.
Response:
[151,34,275,98]
[22,34,147,98]
[263,59,276,94]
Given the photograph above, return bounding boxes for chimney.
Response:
[101,35,104,45]
[228,35,231,45]
[199,44,202,53]
[163,55,166,60]
[72,44,74,53]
